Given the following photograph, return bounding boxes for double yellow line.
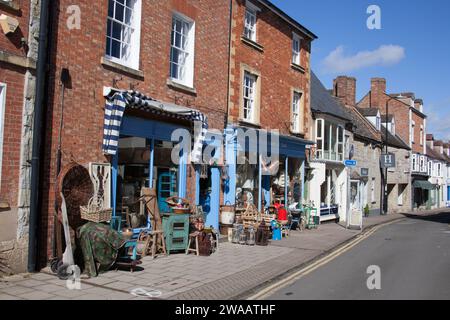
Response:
[247,219,402,300]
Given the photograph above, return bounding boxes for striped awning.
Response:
[102,89,208,163]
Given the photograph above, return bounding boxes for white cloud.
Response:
[322,45,406,73]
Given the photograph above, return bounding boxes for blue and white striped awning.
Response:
[103,89,208,163]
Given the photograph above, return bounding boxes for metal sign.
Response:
[380,153,396,168]
[361,168,369,177]
[344,160,357,167]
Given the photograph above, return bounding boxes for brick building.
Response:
[0,0,40,273]
[358,78,426,211]
[36,0,231,267]
[223,0,317,214]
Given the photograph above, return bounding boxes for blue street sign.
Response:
[344,160,357,167]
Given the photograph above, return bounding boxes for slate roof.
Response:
[381,125,410,150]
[426,146,446,162]
[356,107,380,117]
[346,107,382,143]
[310,72,351,121]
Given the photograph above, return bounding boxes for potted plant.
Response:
[364,204,370,217]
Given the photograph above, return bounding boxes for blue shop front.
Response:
[103,89,222,234]
[223,126,311,213]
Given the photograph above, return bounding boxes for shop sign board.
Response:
[381,153,396,168]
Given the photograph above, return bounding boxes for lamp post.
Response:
[383,98,394,215]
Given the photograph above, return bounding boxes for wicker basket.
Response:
[80,196,112,223]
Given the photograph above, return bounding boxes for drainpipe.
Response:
[225,0,233,130]
[28,0,51,272]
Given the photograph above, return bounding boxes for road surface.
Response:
[268,213,450,300]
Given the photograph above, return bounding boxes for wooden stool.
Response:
[186,232,200,256]
[141,230,167,258]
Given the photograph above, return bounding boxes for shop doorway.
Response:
[197,165,220,229]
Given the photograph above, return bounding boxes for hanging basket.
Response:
[80,196,112,223]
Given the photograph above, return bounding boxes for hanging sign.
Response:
[380,153,396,168]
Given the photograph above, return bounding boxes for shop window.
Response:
[398,184,405,206]
[236,152,259,208]
[170,13,195,88]
[105,0,142,70]
[115,136,179,227]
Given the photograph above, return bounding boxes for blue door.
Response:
[198,167,220,230]
[158,170,177,213]
[447,186,450,202]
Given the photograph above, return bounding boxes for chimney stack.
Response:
[370,78,386,108]
[333,76,356,107]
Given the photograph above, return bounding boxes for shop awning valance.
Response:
[413,180,436,190]
[103,89,208,162]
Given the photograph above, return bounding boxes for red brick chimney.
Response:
[370,78,386,108]
[333,76,356,107]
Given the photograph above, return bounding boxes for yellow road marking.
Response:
[247,219,401,300]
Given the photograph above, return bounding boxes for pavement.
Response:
[0,209,447,300]
[268,211,450,300]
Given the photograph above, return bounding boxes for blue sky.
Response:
[271,0,450,140]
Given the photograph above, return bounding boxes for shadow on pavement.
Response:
[403,211,450,225]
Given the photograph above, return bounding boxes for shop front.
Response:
[412,178,435,210]
[223,127,310,212]
[103,89,210,232]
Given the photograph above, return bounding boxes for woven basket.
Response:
[80,196,112,223]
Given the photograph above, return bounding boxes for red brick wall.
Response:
[228,0,312,138]
[0,0,31,207]
[0,63,25,207]
[358,79,426,153]
[0,0,30,57]
[40,0,230,263]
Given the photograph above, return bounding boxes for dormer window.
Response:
[375,115,381,130]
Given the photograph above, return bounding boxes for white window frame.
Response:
[0,83,6,188]
[337,125,344,161]
[412,154,417,172]
[105,0,142,70]
[376,116,381,130]
[170,12,196,88]
[428,161,432,176]
[291,91,302,133]
[242,71,257,123]
[244,7,257,42]
[411,120,415,143]
[316,119,324,159]
[420,125,424,146]
[292,33,301,65]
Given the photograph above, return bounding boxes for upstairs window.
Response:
[291,91,303,133]
[411,120,415,144]
[244,6,257,41]
[376,115,381,130]
[420,125,424,146]
[412,154,417,172]
[315,119,345,161]
[292,34,301,65]
[170,14,195,88]
[106,0,142,69]
[243,72,257,123]
[428,161,432,176]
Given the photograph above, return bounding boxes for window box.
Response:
[101,56,144,78]
[240,36,264,52]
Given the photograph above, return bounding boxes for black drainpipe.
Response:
[28,0,51,272]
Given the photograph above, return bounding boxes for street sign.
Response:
[380,153,396,168]
[344,160,357,167]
